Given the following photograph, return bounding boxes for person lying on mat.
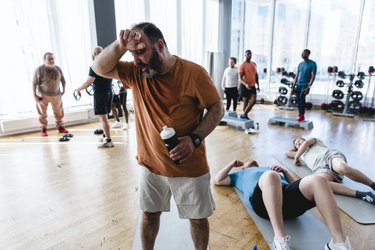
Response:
[214,159,353,250]
[286,137,375,204]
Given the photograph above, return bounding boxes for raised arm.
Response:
[293,138,317,165]
[285,149,297,159]
[92,29,145,80]
[214,160,244,186]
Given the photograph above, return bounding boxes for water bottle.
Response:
[160,126,180,164]
[256,122,259,130]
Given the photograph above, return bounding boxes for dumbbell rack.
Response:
[332,72,363,117]
[277,71,297,110]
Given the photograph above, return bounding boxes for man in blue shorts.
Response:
[75,46,114,148]
[214,159,353,250]
[292,49,317,122]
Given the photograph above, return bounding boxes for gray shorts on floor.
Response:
[313,149,345,182]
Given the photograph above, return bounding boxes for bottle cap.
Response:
[160,126,175,140]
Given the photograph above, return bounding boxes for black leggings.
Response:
[225,87,239,111]
[295,85,308,115]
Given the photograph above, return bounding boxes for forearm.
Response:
[92,40,127,76]
[77,80,93,91]
[308,75,315,87]
[294,145,308,160]
[214,161,235,185]
[192,100,224,139]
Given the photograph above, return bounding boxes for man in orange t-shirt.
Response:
[238,49,259,119]
[92,22,223,250]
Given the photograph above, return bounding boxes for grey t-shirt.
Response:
[300,138,329,172]
[32,65,66,96]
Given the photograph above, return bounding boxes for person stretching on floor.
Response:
[286,137,375,205]
[214,159,353,250]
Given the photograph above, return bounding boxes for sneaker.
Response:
[273,235,292,250]
[123,123,130,130]
[240,114,250,120]
[41,128,48,137]
[57,126,69,133]
[98,140,114,148]
[111,120,122,128]
[297,114,305,122]
[362,192,375,205]
[324,237,353,250]
[99,135,105,142]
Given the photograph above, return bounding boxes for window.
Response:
[0,0,93,117]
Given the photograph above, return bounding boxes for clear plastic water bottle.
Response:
[256,122,259,130]
[160,126,180,164]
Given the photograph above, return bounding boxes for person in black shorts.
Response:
[75,46,114,148]
[214,159,353,250]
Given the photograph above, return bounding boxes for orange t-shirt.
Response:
[238,61,257,87]
[118,56,221,177]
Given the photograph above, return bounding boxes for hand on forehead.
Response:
[121,29,145,51]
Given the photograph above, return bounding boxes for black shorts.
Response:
[224,87,239,99]
[250,179,316,220]
[94,91,113,115]
[240,84,257,99]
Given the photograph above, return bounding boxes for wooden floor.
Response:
[0,104,374,250]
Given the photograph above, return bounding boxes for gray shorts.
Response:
[313,149,345,182]
[138,167,215,219]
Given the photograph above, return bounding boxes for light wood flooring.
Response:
[0,104,374,250]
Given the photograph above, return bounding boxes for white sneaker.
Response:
[98,140,114,148]
[99,136,105,142]
[111,120,122,128]
[273,235,292,250]
[324,237,353,250]
[123,123,130,130]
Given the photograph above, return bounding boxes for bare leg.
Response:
[98,114,111,140]
[111,103,120,121]
[258,171,286,237]
[122,103,129,123]
[331,158,374,187]
[299,175,346,243]
[329,182,356,197]
[242,97,249,113]
[243,94,256,116]
[141,212,161,250]
[190,218,209,250]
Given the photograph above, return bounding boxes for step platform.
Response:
[224,110,238,118]
[221,115,254,130]
[268,116,313,130]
